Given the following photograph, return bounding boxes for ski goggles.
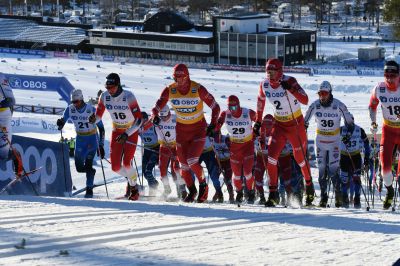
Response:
[317,91,329,97]
[229,105,238,111]
[384,72,399,79]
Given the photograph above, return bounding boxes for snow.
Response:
[1,46,400,265]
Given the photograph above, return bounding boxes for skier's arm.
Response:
[256,83,266,123]
[94,94,106,123]
[125,93,142,136]
[338,101,354,126]
[215,111,226,132]
[0,85,15,108]
[282,76,308,105]
[96,120,105,146]
[361,128,371,157]
[249,109,257,122]
[368,86,379,124]
[199,86,220,126]
[152,87,169,117]
[303,102,316,129]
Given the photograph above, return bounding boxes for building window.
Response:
[286,46,290,55]
[305,44,308,52]
[291,46,294,54]
[295,45,299,53]
[309,44,313,51]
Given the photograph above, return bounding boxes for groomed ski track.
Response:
[0,195,399,265]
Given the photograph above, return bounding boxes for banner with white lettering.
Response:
[0,135,72,196]
[1,72,75,104]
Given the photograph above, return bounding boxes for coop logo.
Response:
[8,77,47,89]
[0,144,57,187]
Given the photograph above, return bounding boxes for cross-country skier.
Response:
[90,73,143,200]
[213,131,234,203]
[304,80,354,207]
[0,76,23,177]
[215,95,257,204]
[255,58,315,207]
[139,112,160,196]
[155,105,187,199]
[368,60,400,209]
[339,119,370,208]
[57,89,105,198]
[151,63,220,203]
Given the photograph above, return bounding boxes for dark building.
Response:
[89,11,214,63]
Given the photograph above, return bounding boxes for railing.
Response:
[13,104,64,115]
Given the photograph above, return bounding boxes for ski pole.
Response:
[392,152,400,212]
[96,133,109,199]
[126,140,160,154]
[371,133,378,208]
[1,127,39,196]
[343,147,370,211]
[59,130,69,196]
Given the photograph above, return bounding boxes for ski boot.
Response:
[258,192,267,205]
[148,178,159,197]
[305,183,315,206]
[342,193,350,208]
[212,189,224,203]
[178,184,188,200]
[128,184,140,201]
[197,182,209,203]
[124,182,131,198]
[335,192,342,208]
[280,193,286,206]
[265,191,280,207]
[318,193,328,208]
[184,185,197,203]
[162,184,172,198]
[236,189,244,204]
[84,187,93,198]
[246,190,255,204]
[383,185,394,210]
[353,194,361,209]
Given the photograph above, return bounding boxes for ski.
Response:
[0,167,43,195]
[72,175,124,196]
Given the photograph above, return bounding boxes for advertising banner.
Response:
[0,135,72,196]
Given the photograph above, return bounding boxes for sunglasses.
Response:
[318,91,329,97]
[384,73,399,79]
[72,100,80,104]
[229,105,238,111]
[105,84,117,90]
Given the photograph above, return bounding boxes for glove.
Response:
[342,134,351,145]
[152,115,161,126]
[0,98,10,108]
[97,145,105,159]
[206,124,215,137]
[281,80,294,92]
[304,122,309,131]
[370,122,378,134]
[116,132,128,144]
[56,118,65,130]
[89,113,96,124]
[253,121,261,136]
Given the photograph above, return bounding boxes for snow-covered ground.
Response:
[0,50,400,265]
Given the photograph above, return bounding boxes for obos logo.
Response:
[171,99,180,105]
[106,104,113,110]
[316,112,322,117]
[380,96,387,103]
[9,77,47,89]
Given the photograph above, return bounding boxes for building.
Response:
[89,11,215,63]
[213,14,317,66]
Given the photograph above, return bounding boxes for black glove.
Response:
[281,80,293,91]
[206,124,215,137]
[56,118,65,130]
[88,113,96,124]
[253,121,261,136]
[342,134,351,145]
[0,98,10,108]
[116,132,128,144]
[152,115,161,126]
[97,145,105,159]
